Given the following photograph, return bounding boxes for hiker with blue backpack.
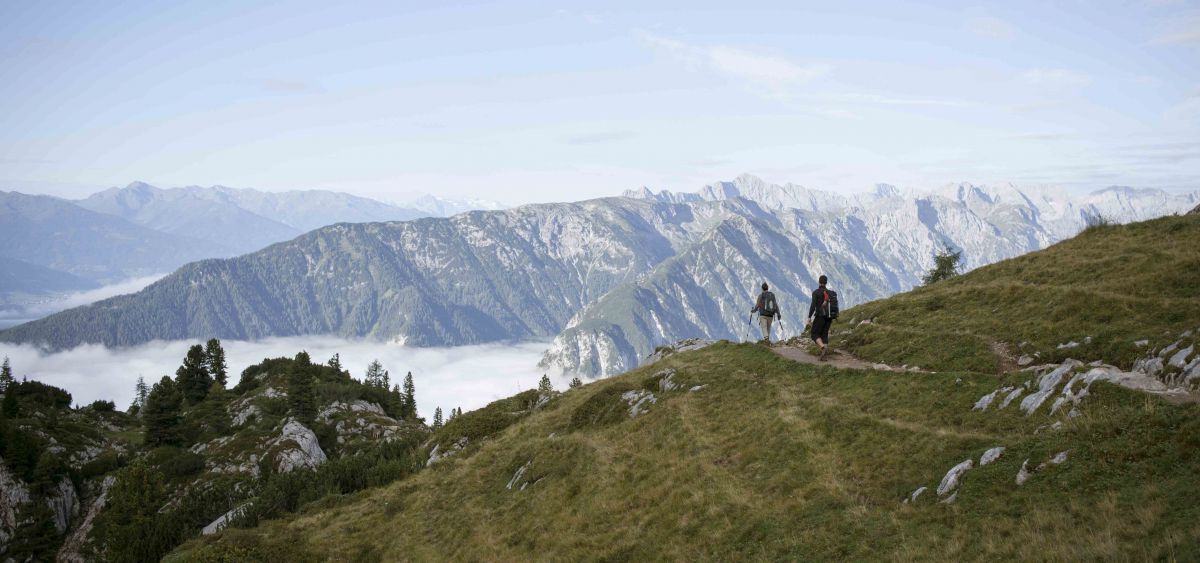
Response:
[806,275,839,361]
[750,282,781,344]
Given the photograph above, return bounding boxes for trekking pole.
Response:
[746,312,753,342]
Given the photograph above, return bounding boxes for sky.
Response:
[1,0,1198,204]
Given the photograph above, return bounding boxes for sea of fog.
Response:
[0,336,573,420]
[0,274,168,329]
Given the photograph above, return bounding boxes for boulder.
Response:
[1168,345,1194,369]
[0,458,32,551]
[622,390,657,417]
[980,447,1005,466]
[270,419,328,473]
[936,459,973,497]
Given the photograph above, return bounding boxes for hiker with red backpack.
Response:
[806,275,839,361]
[750,282,781,344]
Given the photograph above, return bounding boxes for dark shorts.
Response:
[811,316,831,343]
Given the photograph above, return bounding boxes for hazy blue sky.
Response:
[2,0,1197,203]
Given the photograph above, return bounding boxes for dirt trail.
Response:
[770,344,922,372]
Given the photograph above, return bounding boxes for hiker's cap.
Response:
[761,282,769,290]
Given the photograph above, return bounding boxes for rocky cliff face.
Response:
[544,179,1200,375]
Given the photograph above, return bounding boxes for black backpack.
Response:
[762,291,778,316]
[820,289,839,320]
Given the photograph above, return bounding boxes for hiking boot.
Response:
[819,346,828,360]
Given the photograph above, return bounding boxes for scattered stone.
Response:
[1168,345,1194,369]
[1020,360,1080,415]
[972,388,1004,411]
[936,459,974,497]
[1182,330,1194,338]
[909,486,927,503]
[506,461,531,490]
[873,363,892,371]
[202,504,249,535]
[646,338,716,364]
[260,386,285,399]
[1133,356,1164,376]
[426,437,468,466]
[688,385,706,392]
[1017,355,1034,367]
[939,491,959,504]
[1047,450,1069,465]
[858,319,872,327]
[1134,340,1149,348]
[1034,421,1063,434]
[999,387,1025,409]
[622,390,657,417]
[231,404,261,427]
[1084,336,1093,344]
[1057,341,1080,349]
[657,369,679,392]
[1015,460,1032,485]
[979,447,1005,466]
[1159,341,1181,358]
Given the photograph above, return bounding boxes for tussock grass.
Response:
[840,214,1200,373]
[170,343,1200,561]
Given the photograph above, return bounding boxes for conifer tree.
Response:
[569,377,583,389]
[175,344,211,405]
[402,371,416,420]
[328,353,342,372]
[131,376,149,414]
[288,353,317,423]
[0,356,13,394]
[922,244,963,286]
[364,360,386,387]
[432,406,443,429]
[538,374,554,395]
[204,339,228,386]
[143,377,183,446]
[94,462,168,562]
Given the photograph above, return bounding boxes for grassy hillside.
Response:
[172,342,1200,561]
[839,213,1200,374]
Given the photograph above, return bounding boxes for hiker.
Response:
[806,275,839,361]
[750,282,780,343]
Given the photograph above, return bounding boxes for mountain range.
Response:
[2,175,1195,377]
[0,182,505,312]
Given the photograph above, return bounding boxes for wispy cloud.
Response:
[637,31,830,99]
[965,16,1015,40]
[564,131,636,145]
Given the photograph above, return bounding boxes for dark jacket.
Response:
[752,291,779,318]
[808,285,830,320]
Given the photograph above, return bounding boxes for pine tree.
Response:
[922,244,963,286]
[143,377,183,447]
[131,376,149,414]
[447,407,456,422]
[455,407,463,418]
[288,354,316,423]
[432,406,443,429]
[0,356,13,394]
[175,344,212,405]
[538,374,554,395]
[204,338,228,386]
[94,462,169,562]
[569,377,583,389]
[402,372,416,420]
[328,353,342,371]
[364,360,386,388]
